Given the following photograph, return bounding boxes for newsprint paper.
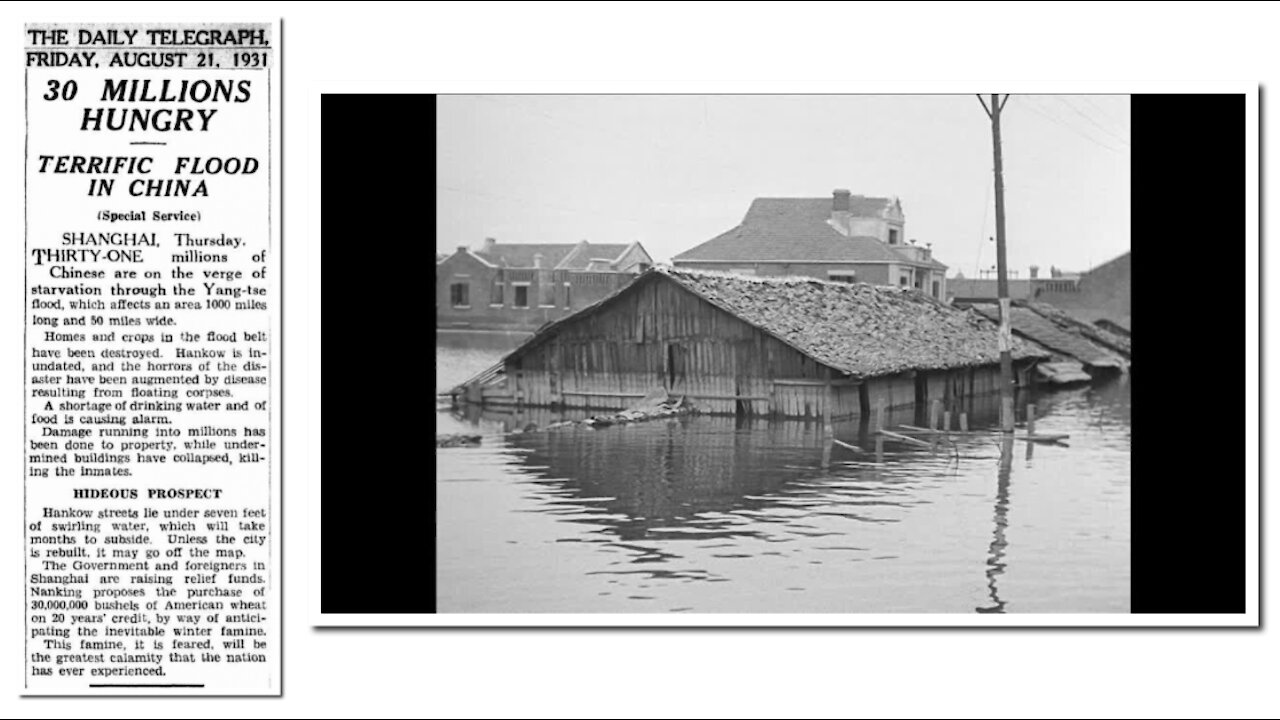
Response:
[23,22,281,695]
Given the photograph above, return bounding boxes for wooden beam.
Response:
[773,378,861,387]
[683,393,770,402]
[877,429,933,448]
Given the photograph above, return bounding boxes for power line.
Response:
[1079,95,1130,136]
[1015,96,1127,155]
[1036,96,1130,151]
[1052,96,1130,147]
[974,176,990,278]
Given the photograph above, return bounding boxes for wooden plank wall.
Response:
[864,373,917,410]
[510,276,841,418]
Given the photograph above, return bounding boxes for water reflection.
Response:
[976,436,1014,614]
[507,416,902,542]
[438,333,1131,613]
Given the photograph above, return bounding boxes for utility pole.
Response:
[979,93,1015,432]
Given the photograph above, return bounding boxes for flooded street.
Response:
[436,331,1130,613]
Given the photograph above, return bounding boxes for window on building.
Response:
[932,280,940,299]
[563,283,572,308]
[637,263,650,272]
[899,276,909,287]
[513,284,529,308]
[490,281,504,306]
[450,282,469,308]
[829,273,857,284]
[539,280,556,307]
[888,228,900,245]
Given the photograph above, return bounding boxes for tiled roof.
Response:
[1023,301,1131,356]
[473,243,575,269]
[558,243,631,270]
[972,303,1126,366]
[893,248,949,270]
[674,197,941,266]
[1083,250,1130,279]
[507,267,1047,379]
[475,242,640,270]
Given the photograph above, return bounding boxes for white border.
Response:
[311,83,1259,628]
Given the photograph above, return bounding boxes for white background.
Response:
[2,1,1271,718]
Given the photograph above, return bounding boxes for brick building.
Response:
[437,238,654,331]
[672,189,948,299]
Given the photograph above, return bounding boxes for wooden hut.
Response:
[453,267,1048,420]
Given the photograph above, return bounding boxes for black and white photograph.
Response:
[435,94,1132,615]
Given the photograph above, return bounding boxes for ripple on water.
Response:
[437,343,1130,614]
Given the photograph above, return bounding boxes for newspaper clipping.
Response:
[23,22,281,695]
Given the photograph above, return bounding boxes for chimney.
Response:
[482,237,496,252]
[533,253,543,269]
[830,188,852,236]
[1030,265,1040,279]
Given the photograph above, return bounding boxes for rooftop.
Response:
[473,240,641,270]
[673,196,946,269]
[509,267,1046,379]
[971,303,1126,368]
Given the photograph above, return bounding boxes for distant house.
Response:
[436,238,654,331]
[672,189,949,299]
[453,267,1047,420]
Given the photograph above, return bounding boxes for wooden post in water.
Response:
[1027,403,1037,436]
[960,412,969,432]
[930,399,941,430]
[943,410,952,434]
[823,378,834,437]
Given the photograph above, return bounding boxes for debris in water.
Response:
[436,433,482,448]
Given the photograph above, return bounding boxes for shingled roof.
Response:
[558,243,631,270]
[971,303,1125,368]
[507,267,1046,379]
[673,197,946,269]
[474,243,578,269]
[473,241,640,270]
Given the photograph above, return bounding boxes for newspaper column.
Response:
[23,22,281,696]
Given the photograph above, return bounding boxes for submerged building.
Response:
[452,267,1048,420]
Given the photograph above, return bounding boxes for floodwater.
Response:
[435,330,1131,613]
